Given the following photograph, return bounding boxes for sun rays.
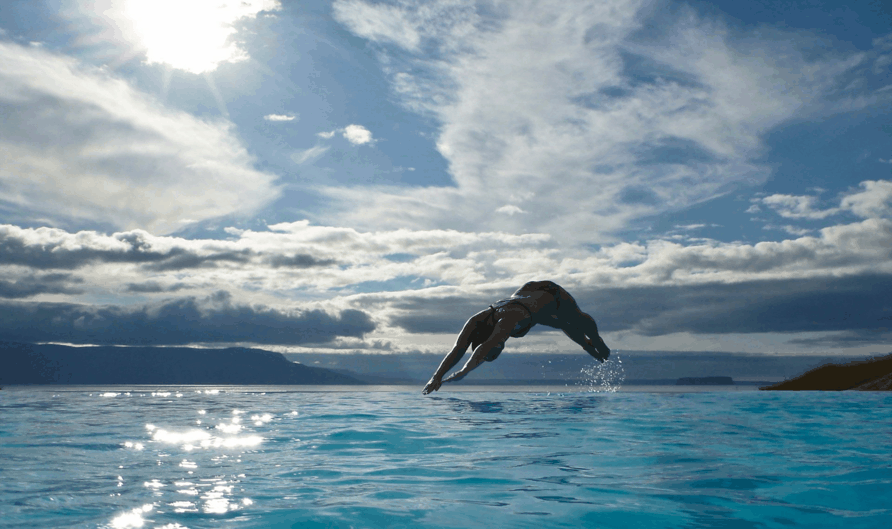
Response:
[113,0,279,74]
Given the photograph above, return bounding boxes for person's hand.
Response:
[422,376,442,395]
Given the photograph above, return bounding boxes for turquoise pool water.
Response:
[1,386,890,528]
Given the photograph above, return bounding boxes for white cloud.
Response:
[759,181,892,222]
[291,145,330,165]
[612,217,892,286]
[3,176,891,352]
[332,0,421,51]
[597,242,648,266]
[873,34,892,74]
[781,226,812,237]
[264,114,297,122]
[762,225,812,237]
[324,0,873,243]
[495,205,525,215]
[840,180,892,218]
[6,181,889,304]
[315,125,374,145]
[332,0,479,54]
[760,194,840,219]
[0,42,280,234]
[342,124,374,145]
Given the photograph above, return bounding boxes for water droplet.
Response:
[578,350,625,392]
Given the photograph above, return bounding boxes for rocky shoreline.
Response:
[760,353,892,391]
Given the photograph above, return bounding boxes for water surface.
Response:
[1,386,890,528]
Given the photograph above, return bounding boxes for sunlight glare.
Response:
[110,504,153,529]
[115,0,280,74]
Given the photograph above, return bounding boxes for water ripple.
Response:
[1,387,891,528]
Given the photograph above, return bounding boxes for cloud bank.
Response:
[0,172,892,349]
[2,177,889,292]
[1,175,889,349]
[0,291,374,346]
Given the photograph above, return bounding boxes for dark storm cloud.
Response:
[386,293,494,334]
[585,274,892,336]
[0,292,375,346]
[263,254,338,268]
[388,274,892,338]
[0,226,335,271]
[124,281,189,293]
[0,273,83,298]
[787,330,892,348]
[139,249,252,271]
[0,228,243,270]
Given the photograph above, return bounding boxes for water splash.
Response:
[578,350,625,392]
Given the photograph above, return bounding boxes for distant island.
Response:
[676,376,734,385]
[0,342,363,385]
[760,353,892,391]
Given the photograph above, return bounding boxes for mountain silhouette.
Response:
[0,342,363,385]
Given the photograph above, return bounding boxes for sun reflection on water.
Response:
[108,403,272,528]
[144,479,164,490]
[143,421,261,450]
[251,413,273,426]
[110,503,153,529]
[169,499,197,513]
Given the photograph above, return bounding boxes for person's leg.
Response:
[561,324,591,350]
[554,292,610,361]
[577,310,610,358]
[559,315,609,361]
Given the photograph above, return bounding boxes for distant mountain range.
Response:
[4,341,889,389]
[283,351,880,385]
[0,342,362,385]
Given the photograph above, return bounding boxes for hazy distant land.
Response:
[3,341,890,389]
[287,351,883,387]
[676,376,734,385]
[0,342,362,385]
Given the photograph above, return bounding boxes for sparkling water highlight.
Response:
[2,386,890,528]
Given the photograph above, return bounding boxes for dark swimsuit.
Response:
[480,297,534,362]
[481,281,565,362]
[490,297,535,337]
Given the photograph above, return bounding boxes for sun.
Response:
[113,0,279,74]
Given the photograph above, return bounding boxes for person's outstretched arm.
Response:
[422,310,488,394]
[441,316,518,384]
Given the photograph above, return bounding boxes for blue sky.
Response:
[0,0,890,358]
